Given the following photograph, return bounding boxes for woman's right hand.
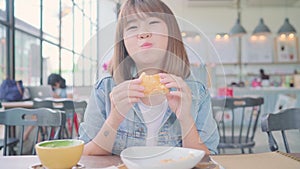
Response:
[108,78,144,125]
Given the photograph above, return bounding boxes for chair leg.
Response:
[73,113,79,137]
[241,148,245,154]
[66,117,74,139]
[249,148,253,153]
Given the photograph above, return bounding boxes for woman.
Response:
[79,0,219,155]
[47,73,73,99]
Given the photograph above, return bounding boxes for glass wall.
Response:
[0,24,6,79]
[0,0,6,21]
[0,0,7,80]
[15,30,40,85]
[0,0,98,86]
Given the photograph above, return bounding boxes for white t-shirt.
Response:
[138,100,168,146]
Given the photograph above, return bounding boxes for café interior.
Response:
[0,0,299,168]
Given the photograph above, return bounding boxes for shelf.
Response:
[215,62,300,66]
[216,73,296,77]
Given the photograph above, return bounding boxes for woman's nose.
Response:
[137,32,152,39]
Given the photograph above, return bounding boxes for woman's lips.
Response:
[141,42,153,49]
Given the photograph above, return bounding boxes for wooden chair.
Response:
[0,108,66,155]
[261,108,300,153]
[212,97,264,154]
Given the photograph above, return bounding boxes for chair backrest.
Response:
[73,101,87,123]
[33,99,54,108]
[33,99,87,138]
[0,108,66,155]
[261,108,300,153]
[212,97,264,153]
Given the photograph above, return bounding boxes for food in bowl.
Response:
[35,139,84,169]
[120,146,205,169]
[139,72,169,96]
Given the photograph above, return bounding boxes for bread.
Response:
[139,72,169,96]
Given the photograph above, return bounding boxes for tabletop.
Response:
[1,98,82,109]
[1,101,34,109]
[0,155,122,169]
[0,155,212,169]
[0,153,298,169]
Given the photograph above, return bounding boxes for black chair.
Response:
[33,99,87,138]
[0,108,66,155]
[33,99,54,109]
[73,100,87,123]
[212,97,264,154]
[261,108,300,153]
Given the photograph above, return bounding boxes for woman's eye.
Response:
[127,26,138,31]
[149,21,160,25]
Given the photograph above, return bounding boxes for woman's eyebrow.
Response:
[126,19,138,26]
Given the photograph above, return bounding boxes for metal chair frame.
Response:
[33,99,87,138]
[0,108,66,155]
[261,108,300,153]
[212,97,264,154]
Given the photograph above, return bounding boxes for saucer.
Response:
[29,163,85,169]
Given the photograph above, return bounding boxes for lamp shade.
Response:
[253,18,271,35]
[278,18,297,35]
[229,18,247,36]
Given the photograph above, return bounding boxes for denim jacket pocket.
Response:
[112,129,128,155]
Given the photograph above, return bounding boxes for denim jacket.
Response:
[79,75,219,155]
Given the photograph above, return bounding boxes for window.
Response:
[14,30,40,86]
[3,0,98,87]
[74,6,83,53]
[0,0,6,21]
[61,0,73,49]
[61,49,73,85]
[42,41,59,84]
[74,53,83,86]
[0,24,6,82]
[43,0,59,44]
[15,0,40,30]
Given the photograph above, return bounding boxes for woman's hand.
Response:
[108,78,144,125]
[159,73,192,122]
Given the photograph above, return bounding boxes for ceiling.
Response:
[112,0,300,8]
[245,0,300,7]
[184,0,300,7]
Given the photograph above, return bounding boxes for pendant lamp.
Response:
[253,18,271,35]
[278,18,297,35]
[229,14,247,37]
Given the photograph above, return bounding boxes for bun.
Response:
[139,72,169,96]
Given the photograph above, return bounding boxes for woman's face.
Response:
[123,15,168,70]
[52,82,60,89]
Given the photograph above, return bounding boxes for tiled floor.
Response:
[220,129,300,154]
[0,124,299,156]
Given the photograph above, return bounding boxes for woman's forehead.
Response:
[122,12,164,25]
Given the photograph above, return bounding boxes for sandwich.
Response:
[139,72,169,96]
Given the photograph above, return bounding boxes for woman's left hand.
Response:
[159,73,192,121]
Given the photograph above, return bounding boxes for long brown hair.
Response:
[109,0,190,84]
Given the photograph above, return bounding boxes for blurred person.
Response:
[47,73,73,99]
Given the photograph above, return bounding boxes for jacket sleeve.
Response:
[194,84,220,154]
[78,79,110,144]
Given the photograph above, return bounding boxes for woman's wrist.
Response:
[179,114,194,127]
[107,110,123,129]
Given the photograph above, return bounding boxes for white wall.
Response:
[161,0,300,87]
[162,0,300,36]
[97,0,117,76]
[97,0,300,87]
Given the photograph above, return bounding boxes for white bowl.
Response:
[120,146,205,169]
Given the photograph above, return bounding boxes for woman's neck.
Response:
[141,94,166,106]
[136,66,162,76]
